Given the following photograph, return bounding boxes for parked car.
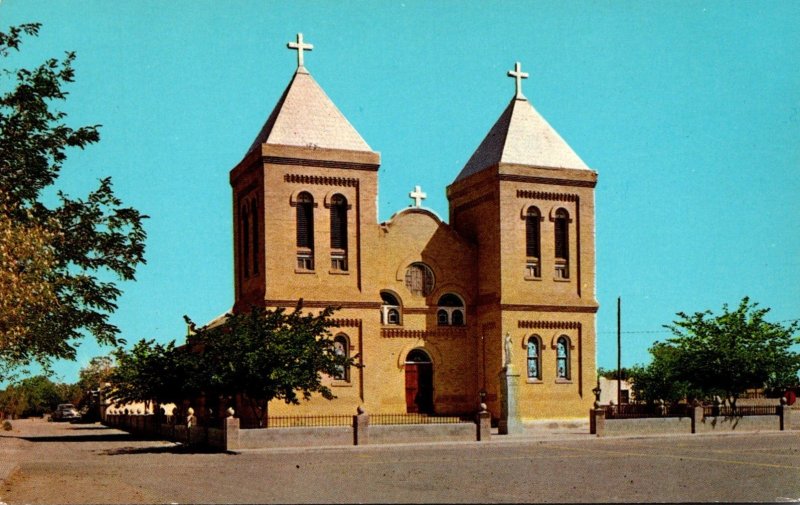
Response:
[51,403,81,422]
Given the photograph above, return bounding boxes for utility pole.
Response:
[617,296,622,407]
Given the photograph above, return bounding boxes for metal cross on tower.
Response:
[507,61,529,99]
[287,33,314,69]
[409,185,427,207]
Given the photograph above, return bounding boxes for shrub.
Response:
[2,420,12,431]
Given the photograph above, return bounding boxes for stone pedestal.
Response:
[476,403,491,441]
[498,366,521,435]
[353,406,369,445]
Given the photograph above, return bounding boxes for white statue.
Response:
[504,332,512,368]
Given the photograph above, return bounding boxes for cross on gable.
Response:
[287,33,314,69]
[409,185,427,207]
[507,61,529,99]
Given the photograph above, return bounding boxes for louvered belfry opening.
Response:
[296,191,315,270]
[525,207,541,258]
[329,194,348,271]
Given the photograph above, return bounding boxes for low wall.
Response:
[592,404,790,437]
[605,416,693,436]
[370,423,475,445]
[103,410,488,451]
[238,426,352,449]
[696,415,777,433]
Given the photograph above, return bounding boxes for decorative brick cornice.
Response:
[515,189,578,202]
[284,174,360,187]
[518,320,582,330]
[381,327,469,339]
[265,299,381,310]
[268,156,378,172]
[330,318,361,328]
[501,304,599,313]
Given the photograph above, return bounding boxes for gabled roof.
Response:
[247,68,373,154]
[455,96,589,182]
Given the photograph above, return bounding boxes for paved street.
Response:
[1,419,799,503]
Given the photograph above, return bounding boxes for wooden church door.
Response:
[405,349,433,414]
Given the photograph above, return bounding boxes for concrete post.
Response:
[592,405,606,437]
[224,407,240,451]
[779,397,791,431]
[476,403,491,441]
[499,365,522,435]
[353,406,369,446]
[691,403,704,434]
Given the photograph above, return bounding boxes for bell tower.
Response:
[230,34,381,313]
[447,62,598,422]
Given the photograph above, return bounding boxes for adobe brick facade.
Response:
[226,49,598,422]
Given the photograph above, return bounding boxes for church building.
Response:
[227,34,598,424]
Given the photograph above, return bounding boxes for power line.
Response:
[598,317,800,335]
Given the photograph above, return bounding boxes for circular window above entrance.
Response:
[404,262,435,297]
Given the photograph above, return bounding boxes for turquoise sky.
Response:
[2,1,798,383]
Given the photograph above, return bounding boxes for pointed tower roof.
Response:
[455,62,588,182]
[246,34,373,155]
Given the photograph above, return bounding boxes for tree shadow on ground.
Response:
[98,444,230,455]
[15,433,156,443]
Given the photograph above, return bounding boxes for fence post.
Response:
[691,401,704,434]
[476,403,491,441]
[353,406,369,446]
[224,407,240,451]
[779,397,791,431]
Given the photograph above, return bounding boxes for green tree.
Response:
[185,304,354,426]
[665,297,799,407]
[627,343,697,405]
[0,23,147,371]
[78,356,114,391]
[107,340,187,413]
[631,298,799,407]
[0,375,78,418]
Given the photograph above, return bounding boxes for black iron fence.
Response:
[703,405,778,417]
[605,403,691,419]
[235,412,471,429]
[370,413,470,425]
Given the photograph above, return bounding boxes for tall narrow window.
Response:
[333,334,350,381]
[554,208,570,279]
[330,194,348,271]
[527,336,541,380]
[525,206,541,277]
[556,336,570,380]
[296,192,314,270]
[251,200,259,274]
[242,204,250,277]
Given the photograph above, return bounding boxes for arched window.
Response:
[251,200,259,274]
[381,291,402,325]
[525,206,541,278]
[436,293,465,326]
[556,336,570,380]
[554,208,569,279]
[329,194,348,271]
[333,334,350,382]
[405,262,435,297]
[242,203,250,277]
[296,192,314,270]
[527,336,541,380]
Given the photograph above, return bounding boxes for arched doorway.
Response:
[405,349,433,414]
